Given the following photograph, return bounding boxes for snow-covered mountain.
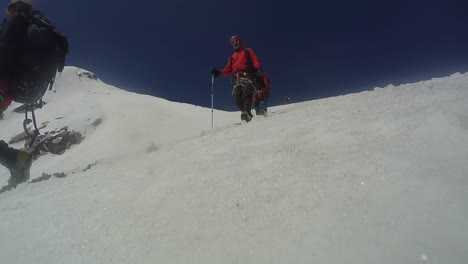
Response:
[0,67,467,264]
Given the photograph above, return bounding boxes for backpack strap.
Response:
[244,48,269,91]
[244,48,255,74]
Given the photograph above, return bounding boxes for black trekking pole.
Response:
[211,74,215,131]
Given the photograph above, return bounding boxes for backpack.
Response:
[12,10,68,103]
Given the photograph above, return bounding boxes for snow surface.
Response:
[1,67,468,263]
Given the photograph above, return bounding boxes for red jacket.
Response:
[0,80,12,111]
[219,48,261,76]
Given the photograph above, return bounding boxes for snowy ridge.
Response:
[1,66,240,175]
[0,68,467,263]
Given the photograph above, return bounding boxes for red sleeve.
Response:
[219,57,233,76]
[0,80,12,110]
[246,48,262,69]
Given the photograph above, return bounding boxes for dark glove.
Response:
[210,67,220,77]
[256,90,265,100]
[255,68,264,78]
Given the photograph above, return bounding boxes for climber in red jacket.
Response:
[211,35,265,122]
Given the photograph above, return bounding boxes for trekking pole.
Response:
[211,75,215,131]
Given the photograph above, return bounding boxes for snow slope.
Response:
[0,67,467,264]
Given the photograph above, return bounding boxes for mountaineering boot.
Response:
[240,111,252,122]
[247,110,253,119]
[8,150,34,185]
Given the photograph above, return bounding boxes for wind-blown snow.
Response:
[0,67,467,263]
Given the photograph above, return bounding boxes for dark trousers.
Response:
[0,140,17,169]
[232,76,256,116]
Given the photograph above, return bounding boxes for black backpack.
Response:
[12,10,69,103]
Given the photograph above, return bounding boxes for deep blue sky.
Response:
[31,0,468,110]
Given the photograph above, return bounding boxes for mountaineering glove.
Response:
[256,89,266,100]
[210,67,220,77]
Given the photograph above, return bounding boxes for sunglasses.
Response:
[231,40,240,45]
